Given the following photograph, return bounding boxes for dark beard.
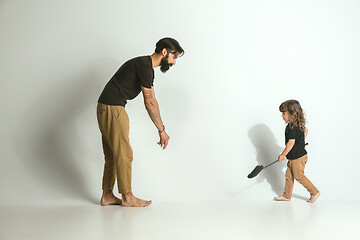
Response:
[160,55,173,73]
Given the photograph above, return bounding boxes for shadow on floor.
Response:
[12,58,120,204]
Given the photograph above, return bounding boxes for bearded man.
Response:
[96,38,184,207]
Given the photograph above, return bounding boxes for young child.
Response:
[274,100,320,203]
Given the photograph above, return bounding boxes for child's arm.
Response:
[278,139,295,162]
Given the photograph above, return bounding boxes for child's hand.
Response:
[278,154,286,162]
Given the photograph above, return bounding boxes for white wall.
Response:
[1,0,359,205]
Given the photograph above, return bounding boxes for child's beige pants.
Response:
[97,103,133,194]
[283,154,319,199]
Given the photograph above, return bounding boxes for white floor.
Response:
[1,198,359,240]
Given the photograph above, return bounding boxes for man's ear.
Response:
[161,48,168,56]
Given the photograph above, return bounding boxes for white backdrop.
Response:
[1,0,359,205]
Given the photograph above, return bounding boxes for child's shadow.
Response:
[248,124,286,196]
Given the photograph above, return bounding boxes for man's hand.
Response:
[278,154,286,162]
[158,131,170,150]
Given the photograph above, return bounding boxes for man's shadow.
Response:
[12,58,120,204]
[248,124,286,196]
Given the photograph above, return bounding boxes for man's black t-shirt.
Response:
[285,123,307,160]
[98,56,154,106]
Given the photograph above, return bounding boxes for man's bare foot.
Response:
[100,190,122,206]
[121,192,152,207]
[307,192,320,203]
[274,196,291,201]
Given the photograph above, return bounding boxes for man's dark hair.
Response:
[155,37,184,57]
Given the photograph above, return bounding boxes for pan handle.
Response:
[264,159,279,169]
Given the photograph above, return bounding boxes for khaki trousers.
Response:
[96,103,133,194]
[283,155,319,199]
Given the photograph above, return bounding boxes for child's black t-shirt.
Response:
[285,123,307,160]
[98,56,154,106]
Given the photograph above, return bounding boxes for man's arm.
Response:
[278,139,295,162]
[141,86,164,131]
[141,86,170,149]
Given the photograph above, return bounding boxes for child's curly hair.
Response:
[279,100,306,131]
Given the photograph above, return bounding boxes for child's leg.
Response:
[292,155,319,196]
[283,161,295,199]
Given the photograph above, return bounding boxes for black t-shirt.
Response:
[98,56,154,106]
[285,123,307,160]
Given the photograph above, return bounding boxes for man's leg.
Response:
[101,135,115,190]
[98,103,151,207]
[97,103,122,206]
[111,107,133,194]
[111,107,151,207]
[100,135,122,206]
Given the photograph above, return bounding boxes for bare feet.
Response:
[121,192,152,207]
[274,196,291,201]
[307,192,320,203]
[100,190,122,206]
